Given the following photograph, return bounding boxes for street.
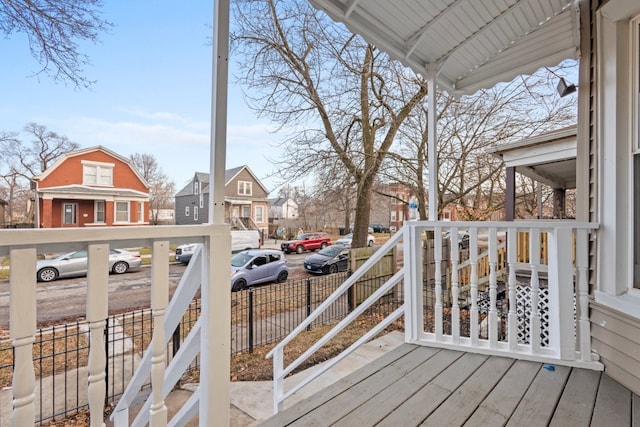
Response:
[0,251,313,328]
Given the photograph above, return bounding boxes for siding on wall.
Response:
[591,302,640,394]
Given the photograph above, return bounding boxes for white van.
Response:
[175,230,261,263]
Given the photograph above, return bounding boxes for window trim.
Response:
[194,206,199,221]
[255,205,264,223]
[81,160,114,187]
[62,203,78,225]
[238,181,252,196]
[185,206,190,217]
[94,201,105,223]
[138,201,144,223]
[114,201,130,223]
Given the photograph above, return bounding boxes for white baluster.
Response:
[469,229,479,345]
[529,229,541,353]
[150,241,169,426]
[488,228,498,347]
[434,226,443,340]
[87,244,109,427]
[576,229,591,362]
[10,248,37,426]
[507,228,518,351]
[450,227,460,343]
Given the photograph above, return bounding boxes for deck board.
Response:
[291,345,437,426]
[591,373,632,426]
[421,356,514,426]
[377,352,489,426]
[464,359,540,426]
[549,368,600,426]
[258,344,640,427]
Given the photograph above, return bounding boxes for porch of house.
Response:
[260,343,640,427]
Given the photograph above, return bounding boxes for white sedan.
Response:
[36,249,142,282]
[335,233,375,247]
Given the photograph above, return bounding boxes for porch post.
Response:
[427,67,438,221]
[505,166,515,221]
[201,0,231,425]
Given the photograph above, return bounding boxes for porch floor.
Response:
[259,344,640,426]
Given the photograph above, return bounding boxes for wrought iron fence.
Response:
[0,271,399,425]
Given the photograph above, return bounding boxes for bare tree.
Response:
[129,153,175,225]
[385,65,577,220]
[0,0,111,87]
[0,123,78,223]
[232,0,428,247]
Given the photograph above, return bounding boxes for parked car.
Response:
[335,233,375,247]
[231,249,288,291]
[280,232,331,254]
[36,249,142,282]
[370,224,390,233]
[303,245,350,275]
[175,230,261,263]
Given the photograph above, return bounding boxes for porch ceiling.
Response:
[488,125,577,189]
[308,0,580,95]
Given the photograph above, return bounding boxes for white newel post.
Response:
[150,241,169,426]
[575,229,592,362]
[547,227,576,361]
[87,244,109,427]
[450,227,460,343]
[10,248,37,426]
[469,229,479,345]
[434,226,443,340]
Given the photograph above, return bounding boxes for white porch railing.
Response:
[268,220,601,413]
[0,224,230,427]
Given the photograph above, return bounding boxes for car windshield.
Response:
[317,246,343,257]
[231,252,253,267]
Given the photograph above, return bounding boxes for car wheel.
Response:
[321,242,328,249]
[232,279,247,292]
[296,245,304,254]
[38,267,58,282]
[329,264,338,274]
[277,270,288,283]
[112,261,129,274]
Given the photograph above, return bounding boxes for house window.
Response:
[185,206,190,217]
[95,201,105,223]
[255,206,264,223]
[115,201,129,222]
[194,206,199,221]
[242,206,250,218]
[138,202,144,223]
[194,181,199,194]
[238,181,252,196]
[63,203,77,225]
[391,211,397,222]
[82,161,114,186]
[199,193,204,208]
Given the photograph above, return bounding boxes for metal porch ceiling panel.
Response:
[308,0,580,95]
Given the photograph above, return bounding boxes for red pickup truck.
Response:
[280,232,331,254]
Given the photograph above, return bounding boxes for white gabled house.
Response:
[2,0,640,425]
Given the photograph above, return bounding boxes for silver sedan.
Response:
[36,249,142,282]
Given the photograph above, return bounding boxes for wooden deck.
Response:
[260,344,640,426]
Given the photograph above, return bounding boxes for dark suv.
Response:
[281,232,331,254]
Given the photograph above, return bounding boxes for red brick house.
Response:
[34,146,150,228]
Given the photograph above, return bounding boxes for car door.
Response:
[337,248,349,271]
[247,255,270,285]
[57,250,89,277]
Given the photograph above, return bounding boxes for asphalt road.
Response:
[0,251,313,328]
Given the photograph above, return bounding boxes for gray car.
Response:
[36,249,142,282]
[231,249,288,291]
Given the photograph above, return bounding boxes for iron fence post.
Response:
[306,278,312,331]
[347,270,355,311]
[104,316,109,405]
[248,288,254,353]
[172,324,181,357]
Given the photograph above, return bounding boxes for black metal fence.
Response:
[0,271,401,425]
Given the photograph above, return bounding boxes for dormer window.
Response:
[194,180,200,194]
[82,161,114,186]
[238,181,252,196]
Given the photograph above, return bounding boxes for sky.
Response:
[0,2,284,193]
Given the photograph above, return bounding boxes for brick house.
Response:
[174,165,269,236]
[34,146,150,228]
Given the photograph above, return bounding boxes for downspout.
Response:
[427,66,438,221]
